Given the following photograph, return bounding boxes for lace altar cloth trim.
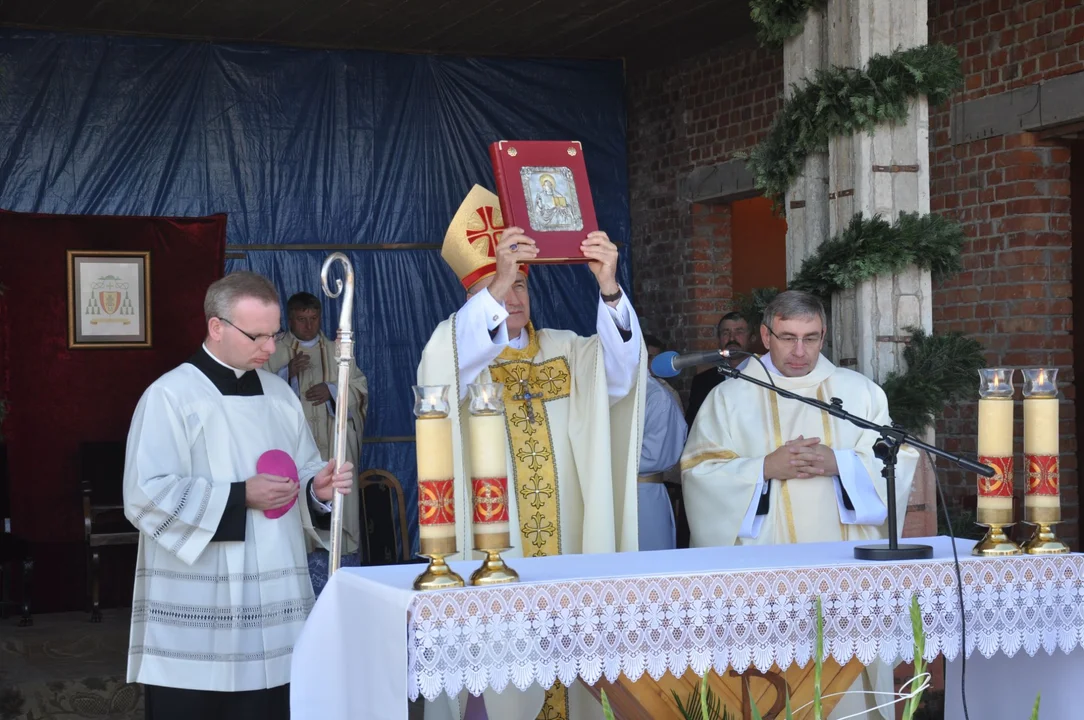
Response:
[407,555,1084,700]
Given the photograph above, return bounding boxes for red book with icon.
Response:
[488,140,598,264]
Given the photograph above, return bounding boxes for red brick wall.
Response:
[929,0,1079,542]
[626,1,1080,542]
[626,37,783,389]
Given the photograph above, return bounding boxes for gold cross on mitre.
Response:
[441,184,529,291]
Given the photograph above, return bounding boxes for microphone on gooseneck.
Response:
[650,349,729,378]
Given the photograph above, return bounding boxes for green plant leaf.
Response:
[902,596,928,720]
[600,689,616,720]
[1030,693,1040,720]
[749,679,764,720]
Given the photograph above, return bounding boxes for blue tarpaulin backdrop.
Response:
[0,30,632,556]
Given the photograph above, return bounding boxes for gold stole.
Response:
[486,323,572,719]
[768,384,844,543]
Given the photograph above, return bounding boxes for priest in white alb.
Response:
[122,272,354,720]
[681,290,918,720]
[264,290,369,555]
[418,185,647,720]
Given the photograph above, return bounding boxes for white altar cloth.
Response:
[289,536,1084,720]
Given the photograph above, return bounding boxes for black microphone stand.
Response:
[714,358,995,561]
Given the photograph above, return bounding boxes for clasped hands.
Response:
[763,436,838,480]
[488,226,621,299]
[287,352,333,406]
[245,460,354,510]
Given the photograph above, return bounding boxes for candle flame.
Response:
[992,375,1000,388]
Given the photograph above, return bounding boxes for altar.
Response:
[290,536,1084,720]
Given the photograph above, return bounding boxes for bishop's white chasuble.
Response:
[265,331,369,554]
[681,354,918,720]
[123,349,330,694]
[418,313,646,720]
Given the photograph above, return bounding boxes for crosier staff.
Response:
[320,252,355,574]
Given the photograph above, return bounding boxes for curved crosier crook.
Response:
[320,252,355,575]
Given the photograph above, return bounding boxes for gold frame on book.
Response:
[66,250,152,349]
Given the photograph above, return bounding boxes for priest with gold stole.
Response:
[681,290,919,720]
[418,185,646,720]
[265,292,369,555]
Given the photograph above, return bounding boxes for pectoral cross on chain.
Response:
[513,379,538,425]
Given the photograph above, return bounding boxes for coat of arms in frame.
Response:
[67,250,152,349]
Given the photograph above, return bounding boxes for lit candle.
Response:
[976,369,1015,525]
[1023,368,1060,524]
[467,383,510,551]
[413,385,457,556]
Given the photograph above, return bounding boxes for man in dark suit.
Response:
[685,311,752,427]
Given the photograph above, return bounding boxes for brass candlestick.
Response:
[467,382,518,587]
[470,549,519,586]
[414,553,466,591]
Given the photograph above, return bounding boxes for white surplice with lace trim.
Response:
[123,352,330,693]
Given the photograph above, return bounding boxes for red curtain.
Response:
[0,210,226,612]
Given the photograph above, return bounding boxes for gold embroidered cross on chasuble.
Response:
[488,325,570,559]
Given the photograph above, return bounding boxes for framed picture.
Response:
[67,250,152,349]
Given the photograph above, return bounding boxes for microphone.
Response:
[651,349,740,378]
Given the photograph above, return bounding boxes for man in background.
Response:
[265,291,369,555]
[685,311,752,426]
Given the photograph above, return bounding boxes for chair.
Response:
[0,531,32,626]
[357,469,411,565]
[80,441,138,622]
[0,442,32,626]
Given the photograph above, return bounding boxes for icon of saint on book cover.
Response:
[520,166,583,232]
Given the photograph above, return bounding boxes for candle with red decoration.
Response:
[976,368,1015,526]
[468,382,511,551]
[1023,368,1060,524]
[413,385,457,556]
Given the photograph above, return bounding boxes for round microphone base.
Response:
[853,543,934,561]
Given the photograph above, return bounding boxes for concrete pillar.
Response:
[783,8,830,280]
[787,0,938,537]
[825,0,933,380]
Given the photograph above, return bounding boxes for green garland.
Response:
[738,2,980,438]
[749,0,827,46]
[788,211,965,297]
[745,44,962,205]
[882,327,986,435]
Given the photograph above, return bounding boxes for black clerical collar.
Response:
[187,347,264,396]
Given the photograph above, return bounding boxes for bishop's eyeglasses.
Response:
[218,317,286,344]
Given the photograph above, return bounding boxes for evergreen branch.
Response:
[788,211,965,297]
[734,287,782,329]
[882,326,986,435]
[746,44,962,204]
[749,0,827,46]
